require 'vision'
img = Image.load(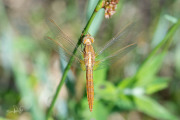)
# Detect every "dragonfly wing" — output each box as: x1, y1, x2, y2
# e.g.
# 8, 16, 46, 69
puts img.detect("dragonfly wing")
96, 21, 137, 56
94, 21, 139, 70
94, 43, 136, 71
46, 36, 81, 60
45, 19, 84, 69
